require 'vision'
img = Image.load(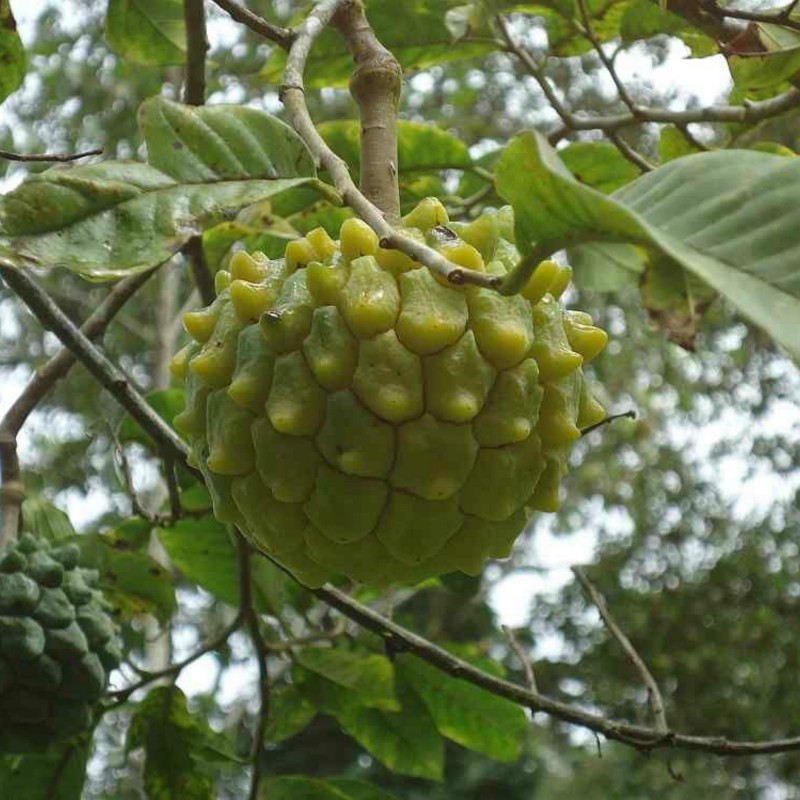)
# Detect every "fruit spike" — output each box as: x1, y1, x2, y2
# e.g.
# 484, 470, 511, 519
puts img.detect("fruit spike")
173, 199, 609, 587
